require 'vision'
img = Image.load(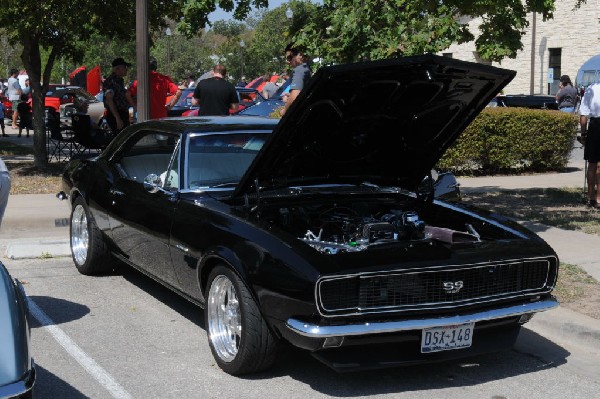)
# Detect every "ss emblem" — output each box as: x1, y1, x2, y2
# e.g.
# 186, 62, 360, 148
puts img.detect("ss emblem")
442, 281, 464, 293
